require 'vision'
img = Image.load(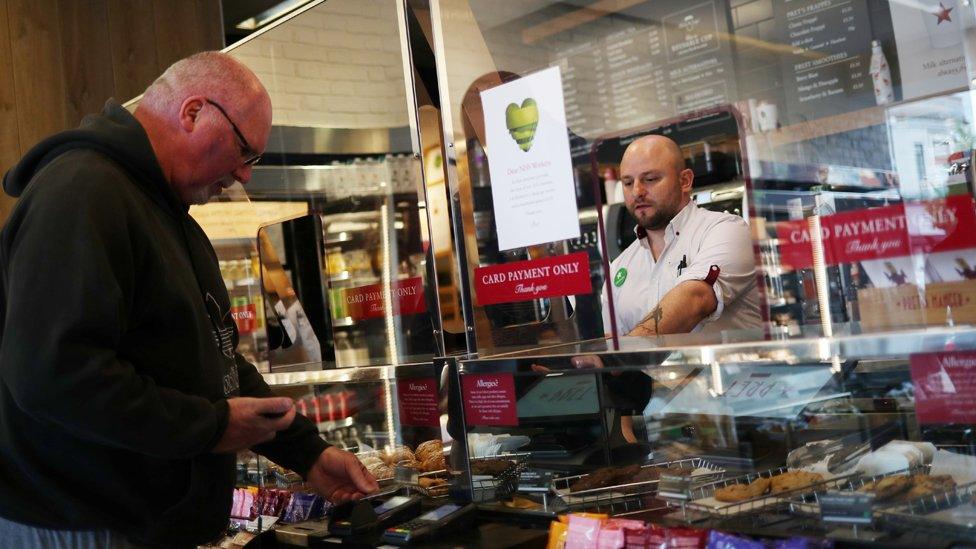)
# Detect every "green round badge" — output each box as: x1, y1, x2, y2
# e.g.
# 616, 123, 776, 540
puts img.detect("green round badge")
613, 268, 628, 287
